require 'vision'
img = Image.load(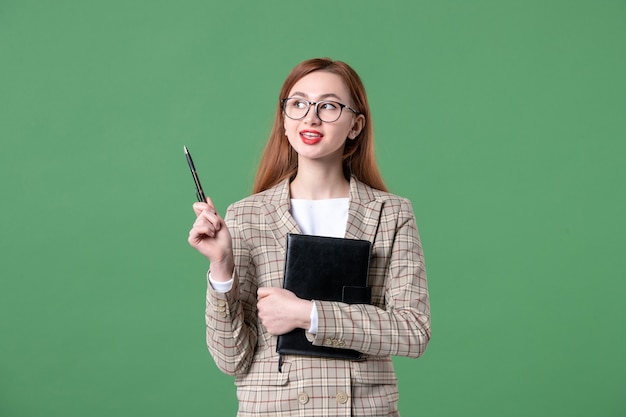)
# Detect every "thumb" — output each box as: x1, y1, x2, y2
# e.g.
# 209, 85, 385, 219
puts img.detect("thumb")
257, 287, 275, 299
